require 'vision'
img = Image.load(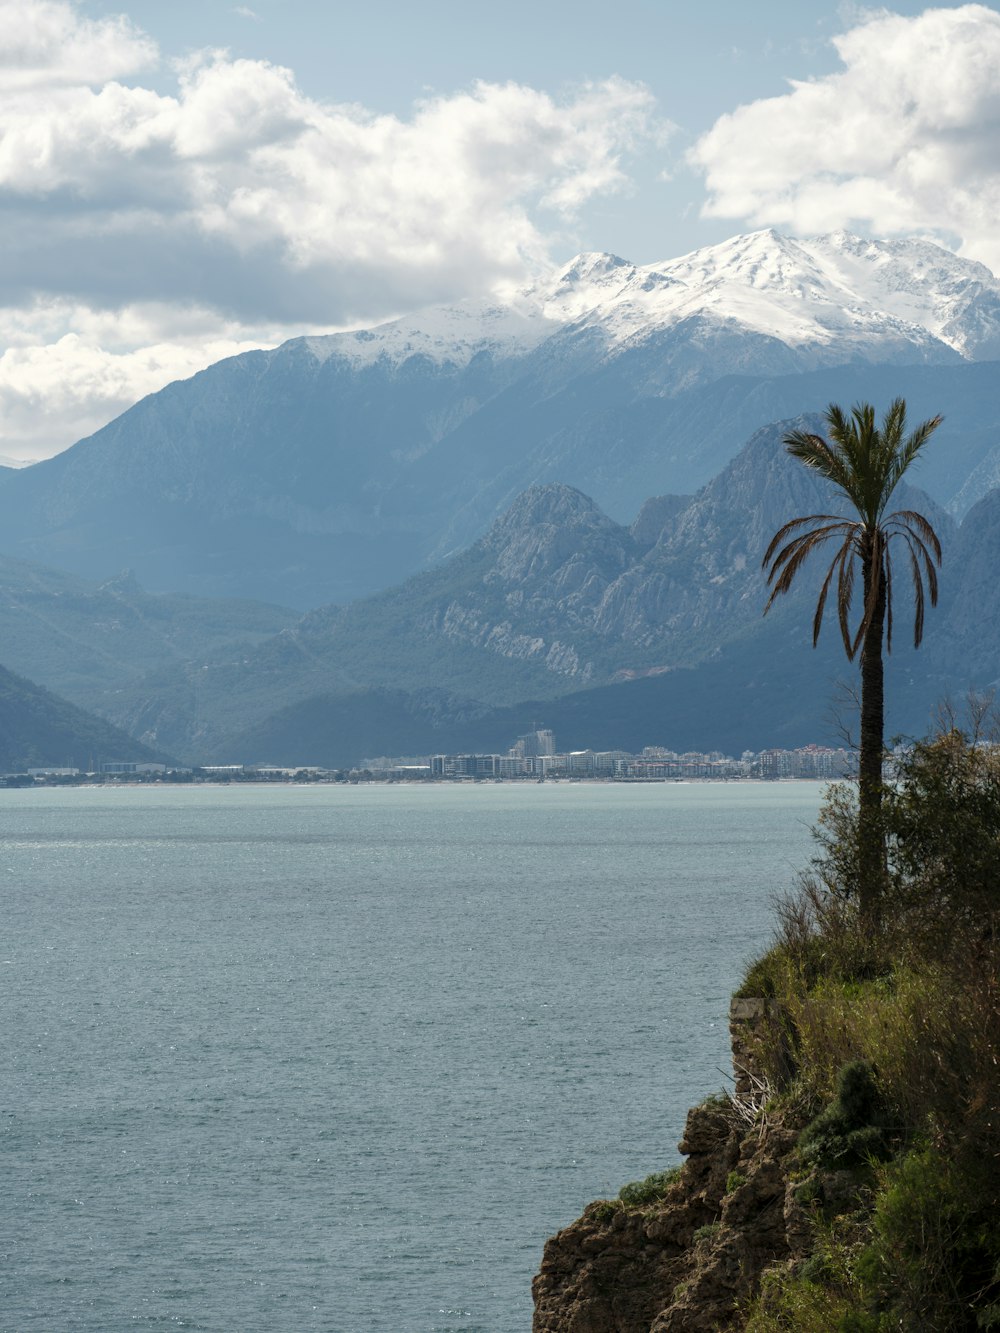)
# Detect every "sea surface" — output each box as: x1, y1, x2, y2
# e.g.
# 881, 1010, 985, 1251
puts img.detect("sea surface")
3, 780, 825, 1332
